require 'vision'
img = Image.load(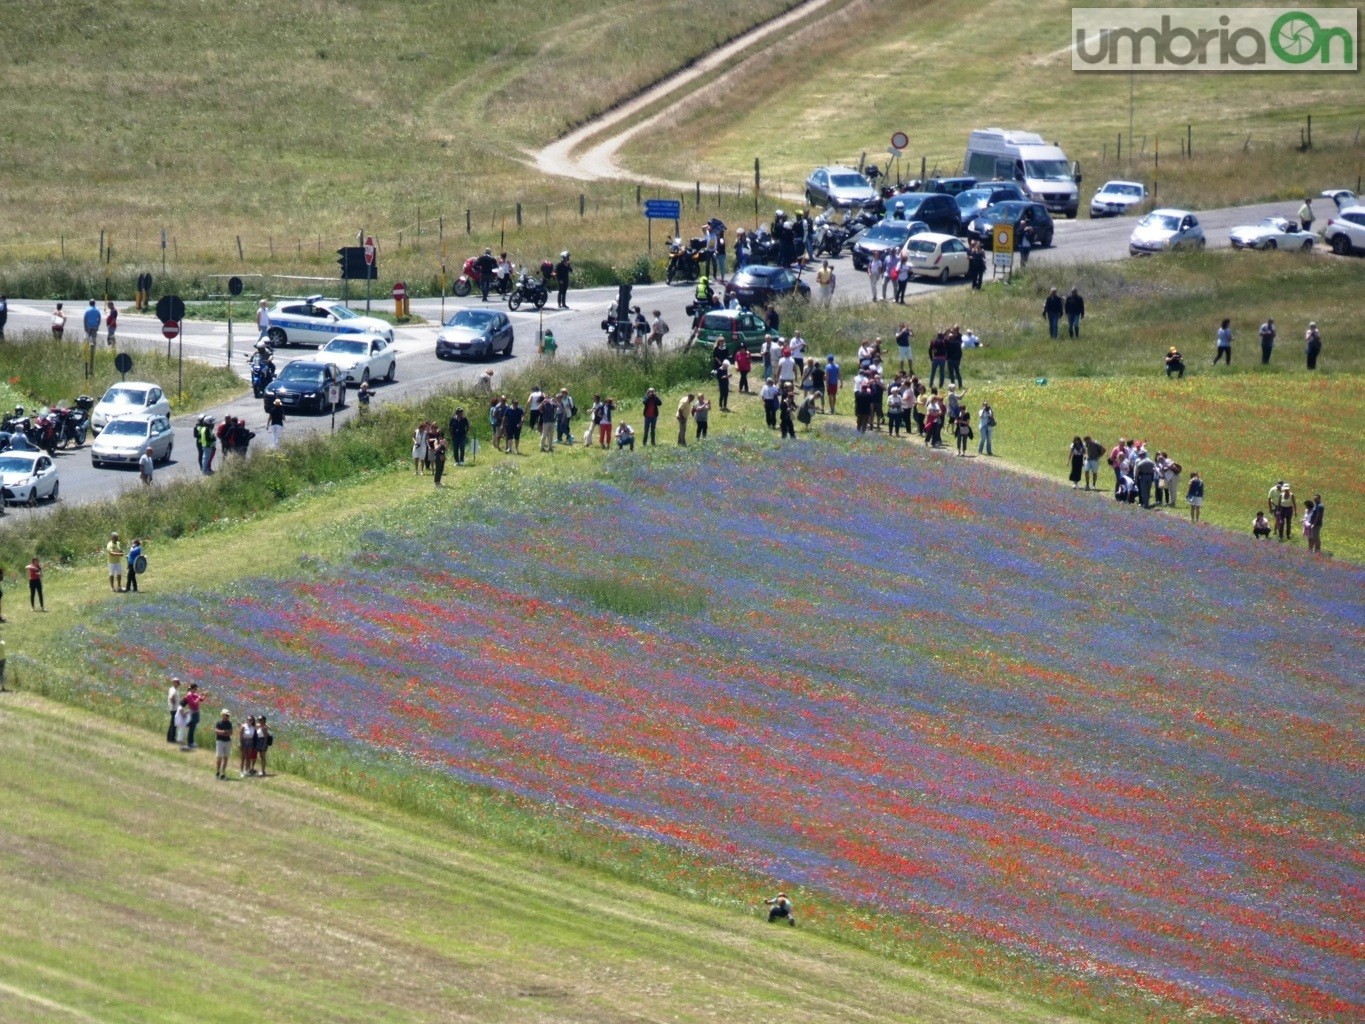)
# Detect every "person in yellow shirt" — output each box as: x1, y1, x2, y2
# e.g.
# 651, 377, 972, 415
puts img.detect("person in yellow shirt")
105, 532, 125, 593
